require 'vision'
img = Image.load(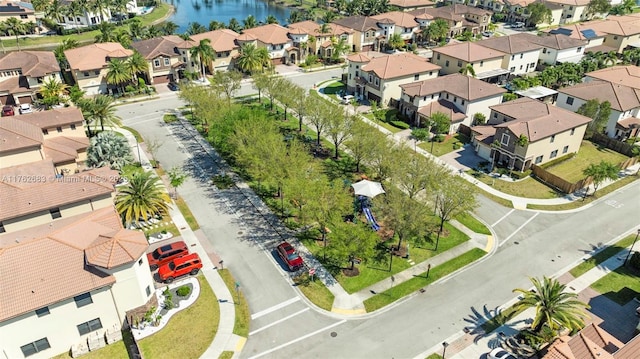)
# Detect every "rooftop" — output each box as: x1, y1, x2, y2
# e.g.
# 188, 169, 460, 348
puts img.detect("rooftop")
64, 42, 134, 72
130, 35, 183, 60
477, 33, 543, 54
18, 107, 85, 129
519, 33, 587, 50
432, 42, 505, 62
190, 29, 241, 52
400, 73, 506, 100
361, 52, 440, 79
0, 51, 60, 78
559, 79, 640, 112
585, 65, 640, 90
241, 24, 291, 45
